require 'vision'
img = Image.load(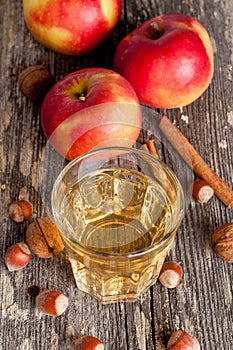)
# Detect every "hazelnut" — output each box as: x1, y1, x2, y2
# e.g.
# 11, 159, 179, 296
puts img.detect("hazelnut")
167, 330, 200, 349
18, 65, 54, 101
158, 261, 183, 288
212, 223, 233, 263
192, 180, 214, 203
9, 200, 33, 223
5, 242, 31, 271
35, 290, 68, 316
75, 336, 104, 350
26, 217, 64, 258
